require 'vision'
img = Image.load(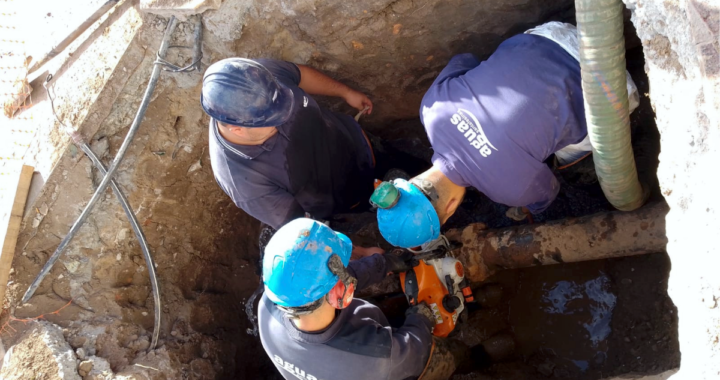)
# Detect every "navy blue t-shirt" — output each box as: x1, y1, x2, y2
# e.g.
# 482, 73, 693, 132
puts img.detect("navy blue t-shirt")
209, 59, 375, 228
421, 34, 587, 213
259, 254, 433, 380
